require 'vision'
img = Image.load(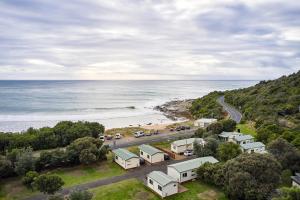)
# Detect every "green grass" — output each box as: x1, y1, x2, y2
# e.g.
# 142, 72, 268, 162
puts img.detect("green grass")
126, 146, 140, 155
236, 122, 257, 137
105, 127, 149, 137
152, 140, 173, 150
50, 154, 125, 187
0, 178, 37, 200
90, 179, 228, 200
